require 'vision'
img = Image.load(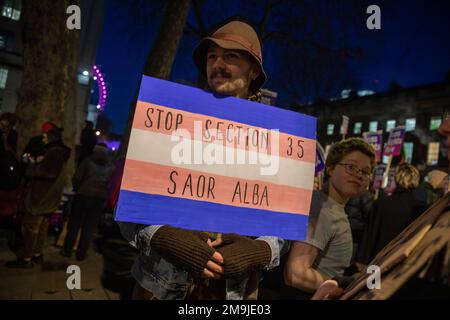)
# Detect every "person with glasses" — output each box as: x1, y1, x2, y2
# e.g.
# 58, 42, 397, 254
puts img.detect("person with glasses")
311, 111, 450, 300
284, 138, 375, 298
